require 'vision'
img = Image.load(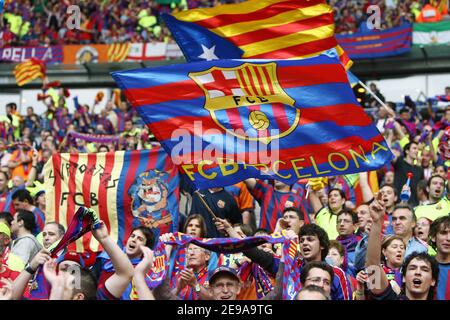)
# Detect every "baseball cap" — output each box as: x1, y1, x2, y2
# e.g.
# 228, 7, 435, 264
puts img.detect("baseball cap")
0, 222, 11, 238
56, 250, 97, 268
209, 266, 240, 285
